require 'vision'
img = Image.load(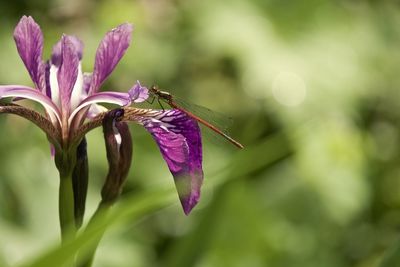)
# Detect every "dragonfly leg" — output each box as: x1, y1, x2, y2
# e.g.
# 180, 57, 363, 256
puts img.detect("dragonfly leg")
157, 98, 165, 110
147, 95, 156, 104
